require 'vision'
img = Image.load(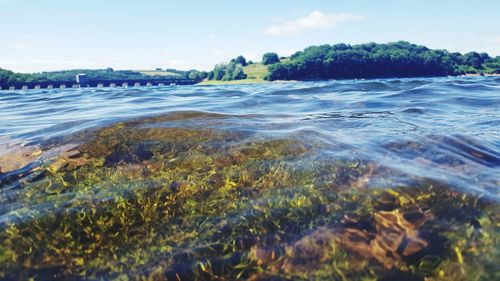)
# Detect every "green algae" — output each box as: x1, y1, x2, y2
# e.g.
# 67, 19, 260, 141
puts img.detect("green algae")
0, 115, 498, 281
